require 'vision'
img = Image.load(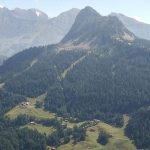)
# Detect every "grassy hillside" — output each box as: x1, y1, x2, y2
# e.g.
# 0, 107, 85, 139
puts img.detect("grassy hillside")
22, 123, 55, 136
58, 119, 136, 150
5, 94, 57, 137
5, 94, 55, 120
4, 94, 136, 150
